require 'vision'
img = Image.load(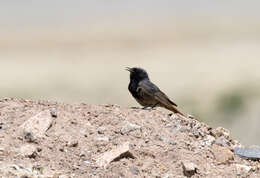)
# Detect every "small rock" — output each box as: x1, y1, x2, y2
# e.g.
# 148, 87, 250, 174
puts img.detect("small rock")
96, 137, 109, 142
179, 126, 190, 133
165, 123, 174, 128
97, 127, 106, 134
96, 142, 135, 168
212, 144, 234, 164
19, 144, 37, 158
58, 175, 70, 178
169, 114, 180, 120
59, 147, 65, 152
204, 135, 216, 146
215, 136, 229, 147
191, 128, 204, 138
20, 110, 54, 142
11, 164, 21, 170
182, 161, 198, 177
0, 147, 4, 154
130, 166, 139, 175
37, 147, 42, 152
161, 117, 168, 122
187, 114, 194, 119
84, 160, 91, 165
159, 137, 176, 145
50, 107, 57, 117
67, 140, 78, 147
63, 135, 78, 147
0, 123, 8, 130
170, 125, 181, 134
211, 127, 230, 138
24, 132, 36, 142
234, 147, 260, 160
120, 121, 141, 135
236, 164, 252, 175
162, 173, 173, 178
